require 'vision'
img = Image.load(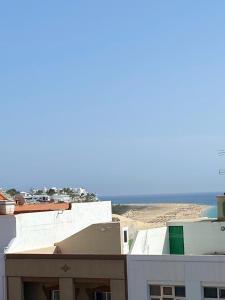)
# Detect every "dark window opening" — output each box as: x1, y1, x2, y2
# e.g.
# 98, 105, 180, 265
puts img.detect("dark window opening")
123, 230, 128, 243
204, 287, 218, 298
